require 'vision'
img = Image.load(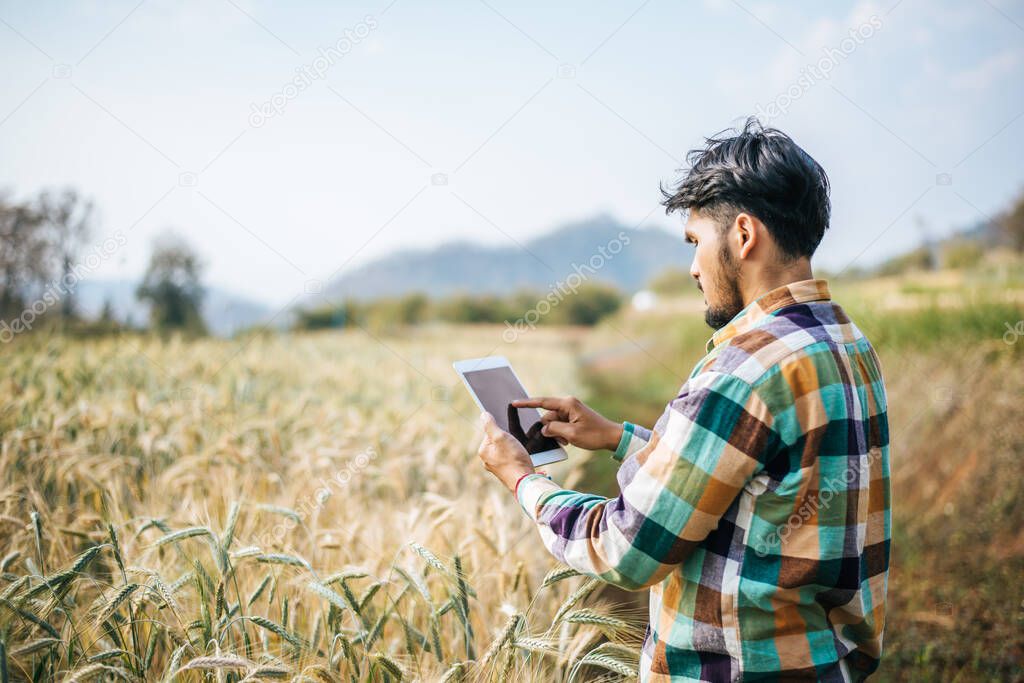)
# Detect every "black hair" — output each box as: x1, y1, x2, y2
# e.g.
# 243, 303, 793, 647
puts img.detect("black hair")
660, 117, 831, 260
